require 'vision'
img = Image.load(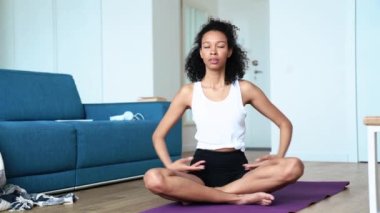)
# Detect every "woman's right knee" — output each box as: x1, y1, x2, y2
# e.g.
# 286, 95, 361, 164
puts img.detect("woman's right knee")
143, 168, 168, 194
